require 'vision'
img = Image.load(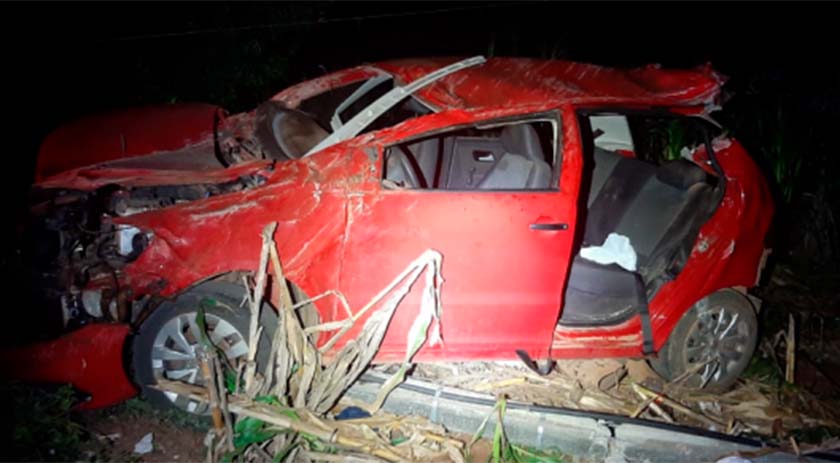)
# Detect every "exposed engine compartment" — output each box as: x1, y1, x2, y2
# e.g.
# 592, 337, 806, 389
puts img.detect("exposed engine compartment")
24, 172, 270, 335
